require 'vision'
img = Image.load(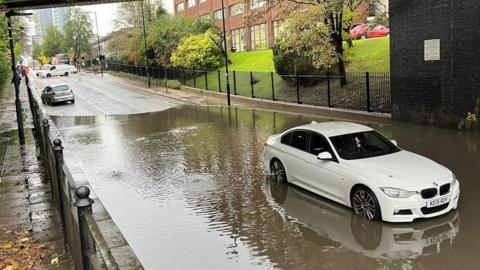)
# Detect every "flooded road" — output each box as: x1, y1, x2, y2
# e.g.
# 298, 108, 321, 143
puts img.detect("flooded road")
52, 105, 479, 270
